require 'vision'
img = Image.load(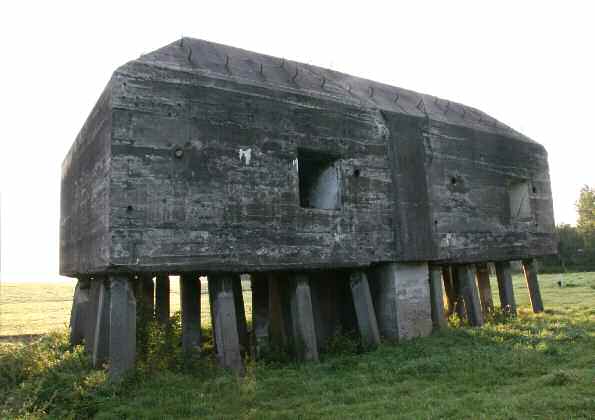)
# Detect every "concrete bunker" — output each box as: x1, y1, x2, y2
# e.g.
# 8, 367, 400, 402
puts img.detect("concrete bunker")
61, 38, 557, 380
